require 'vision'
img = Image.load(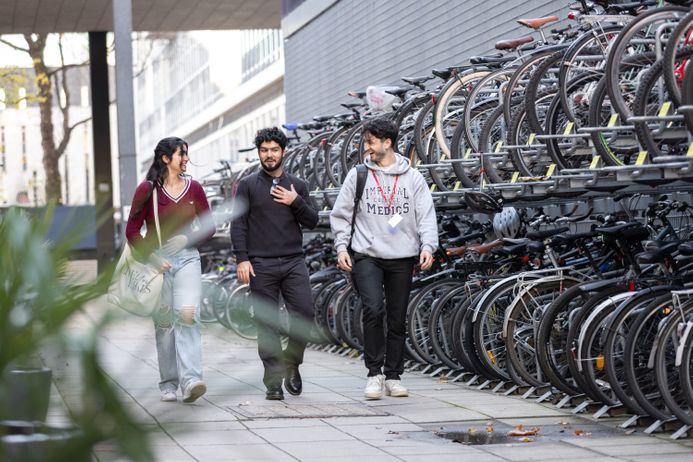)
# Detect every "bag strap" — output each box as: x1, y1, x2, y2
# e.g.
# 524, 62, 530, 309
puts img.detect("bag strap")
348, 164, 368, 249
152, 187, 162, 248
